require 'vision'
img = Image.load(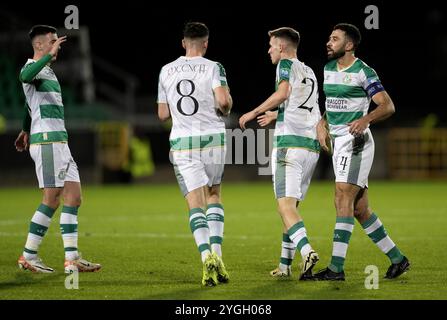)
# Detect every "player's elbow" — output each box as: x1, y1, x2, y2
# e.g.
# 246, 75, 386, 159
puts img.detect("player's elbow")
158, 113, 170, 122
279, 92, 289, 102
217, 96, 232, 115
219, 100, 232, 113
275, 90, 289, 103
157, 104, 171, 122
19, 73, 32, 84
383, 100, 395, 118
388, 101, 395, 115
